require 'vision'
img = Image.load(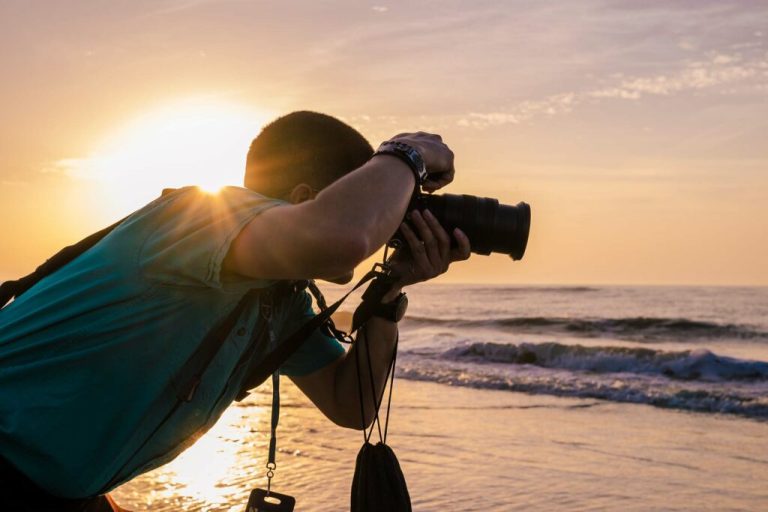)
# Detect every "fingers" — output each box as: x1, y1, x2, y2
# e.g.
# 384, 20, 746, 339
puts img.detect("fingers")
407, 211, 438, 275
450, 228, 471, 261
395, 217, 471, 287
421, 210, 451, 270
423, 146, 454, 192
402, 210, 454, 272
386, 131, 454, 191
399, 222, 430, 278
423, 171, 453, 193
391, 131, 443, 142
